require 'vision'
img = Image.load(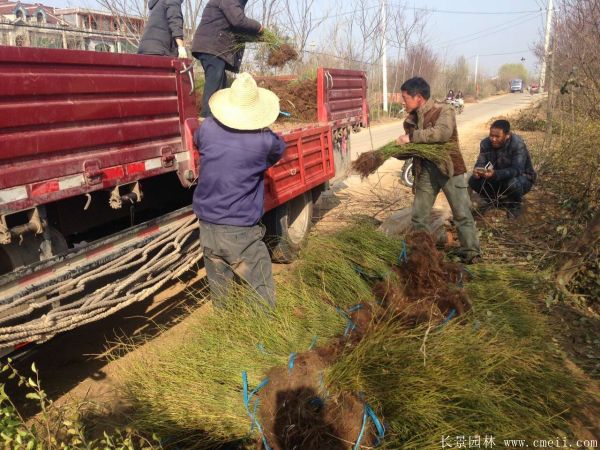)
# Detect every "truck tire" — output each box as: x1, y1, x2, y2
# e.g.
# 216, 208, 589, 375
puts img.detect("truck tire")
0, 228, 68, 275
400, 159, 414, 187
264, 191, 313, 263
